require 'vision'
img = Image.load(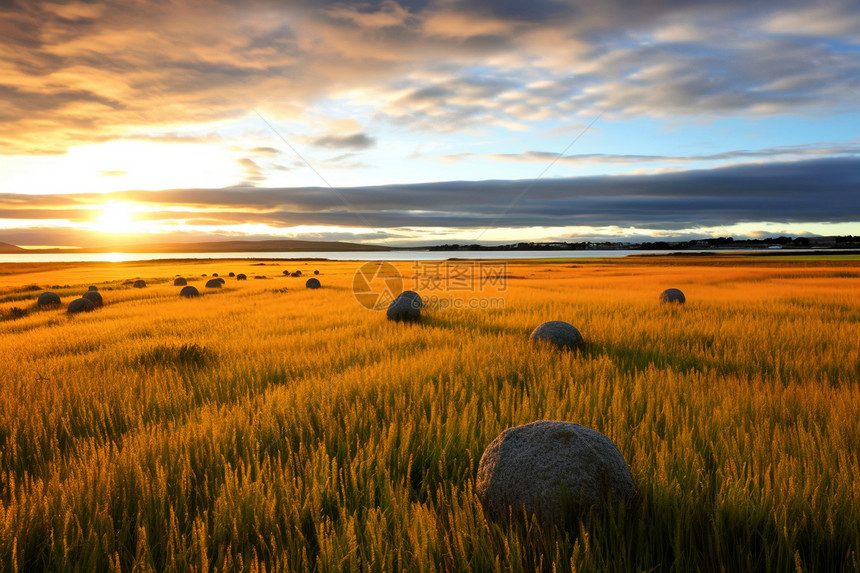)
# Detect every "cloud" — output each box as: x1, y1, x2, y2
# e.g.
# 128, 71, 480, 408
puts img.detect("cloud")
308, 132, 376, 150
2, 157, 857, 234
440, 141, 860, 167
2, 0, 859, 156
